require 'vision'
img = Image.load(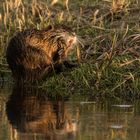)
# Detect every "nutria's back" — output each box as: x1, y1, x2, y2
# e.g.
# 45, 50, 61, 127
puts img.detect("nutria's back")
6, 25, 78, 83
